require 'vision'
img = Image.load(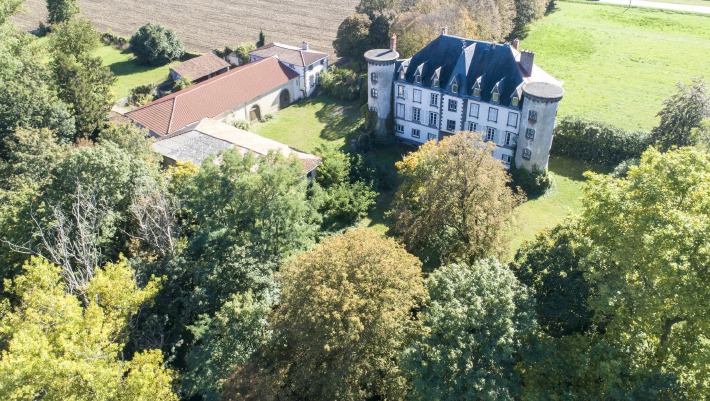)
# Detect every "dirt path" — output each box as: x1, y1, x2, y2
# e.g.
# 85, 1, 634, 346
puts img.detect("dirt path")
593, 0, 710, 14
